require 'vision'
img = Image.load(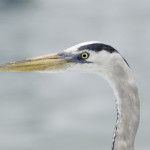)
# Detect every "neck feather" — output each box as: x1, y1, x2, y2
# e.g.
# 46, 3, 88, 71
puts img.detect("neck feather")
111, 73, 140, 150
99, 55, 140, 150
